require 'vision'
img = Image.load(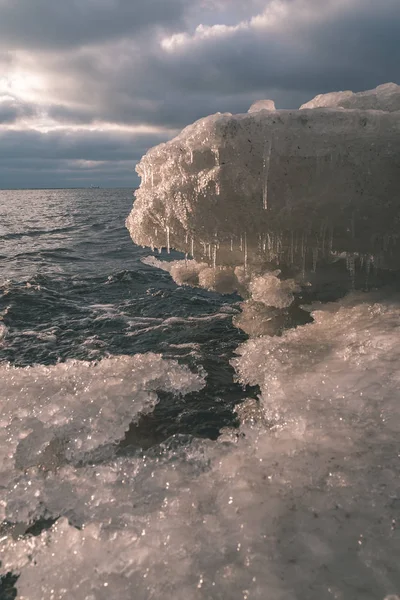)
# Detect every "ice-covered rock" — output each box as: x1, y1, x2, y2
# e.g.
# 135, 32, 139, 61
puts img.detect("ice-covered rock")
127, 83, 400, 278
